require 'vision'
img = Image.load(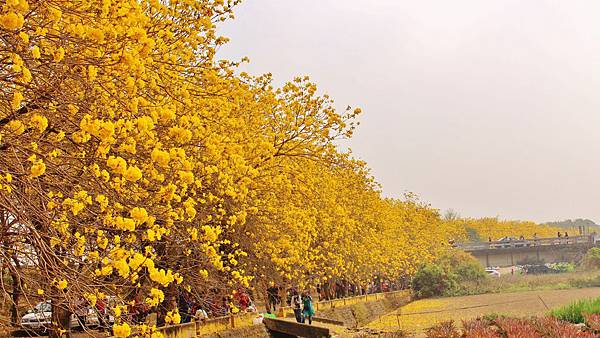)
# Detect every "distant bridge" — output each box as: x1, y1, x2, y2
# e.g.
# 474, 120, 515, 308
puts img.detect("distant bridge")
457, 235, 599, 268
